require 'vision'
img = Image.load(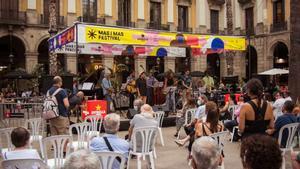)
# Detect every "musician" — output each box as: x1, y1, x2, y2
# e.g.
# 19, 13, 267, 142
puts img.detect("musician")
126, 71, 136, 108
146, 70, 158, 106
136, 72, 147, 104
102, 73, 114, 113
69, 91, 85, 120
